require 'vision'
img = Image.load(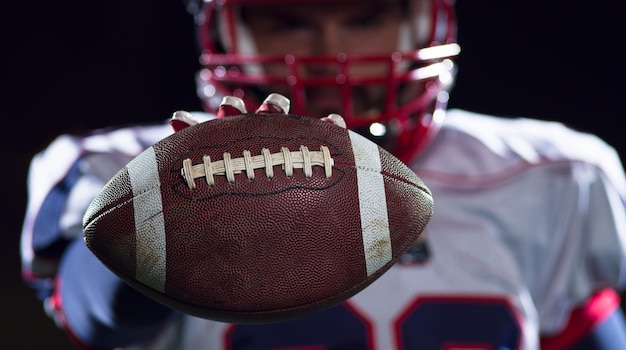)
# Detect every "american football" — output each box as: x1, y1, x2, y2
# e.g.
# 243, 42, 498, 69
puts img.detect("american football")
82, 111, 433, 323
